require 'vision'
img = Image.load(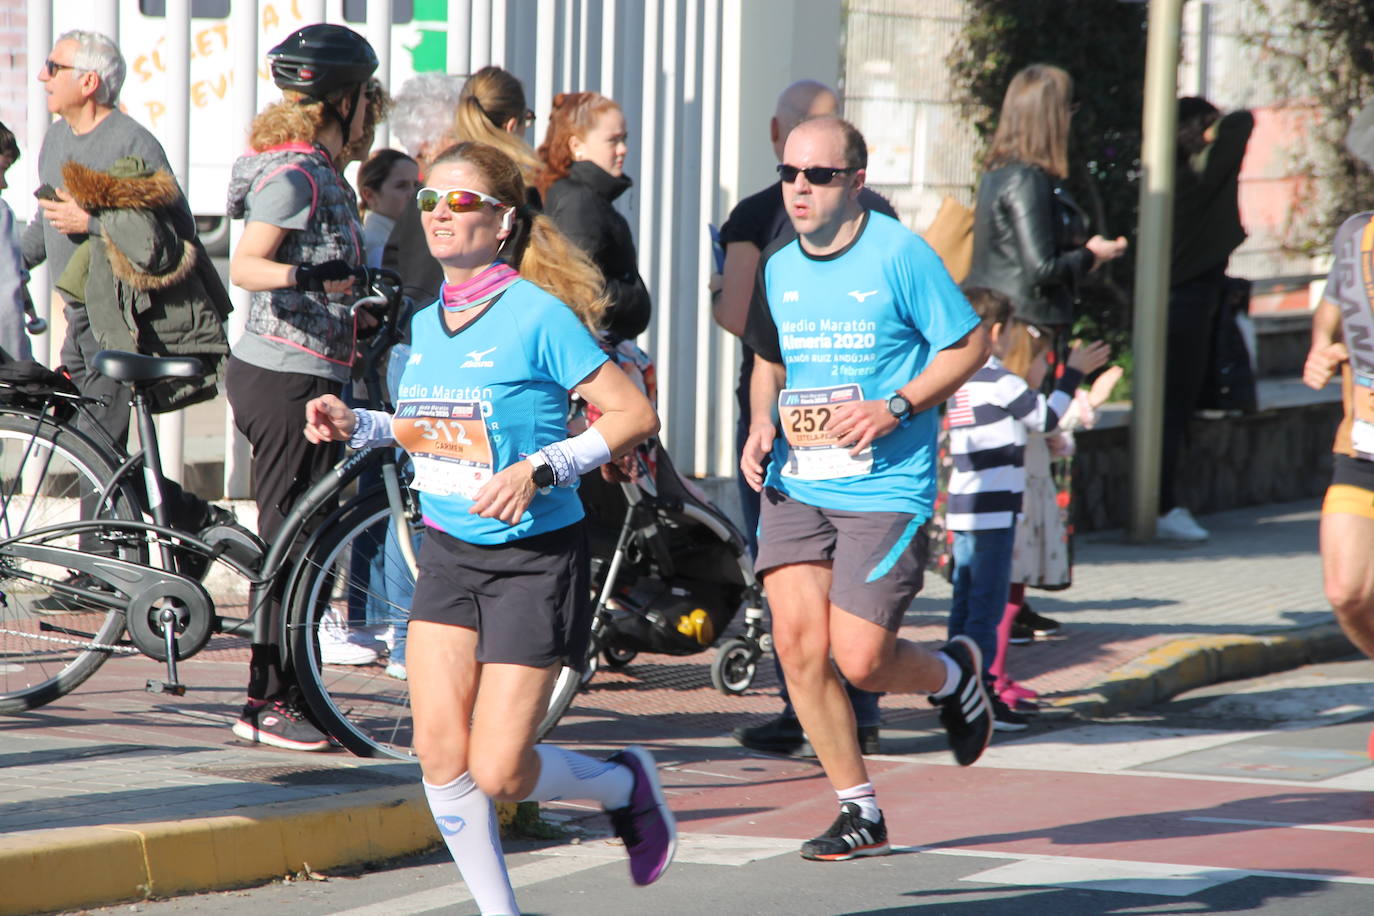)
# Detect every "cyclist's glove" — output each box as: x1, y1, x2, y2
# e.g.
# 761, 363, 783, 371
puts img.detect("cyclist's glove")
295, 260, 356, 291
